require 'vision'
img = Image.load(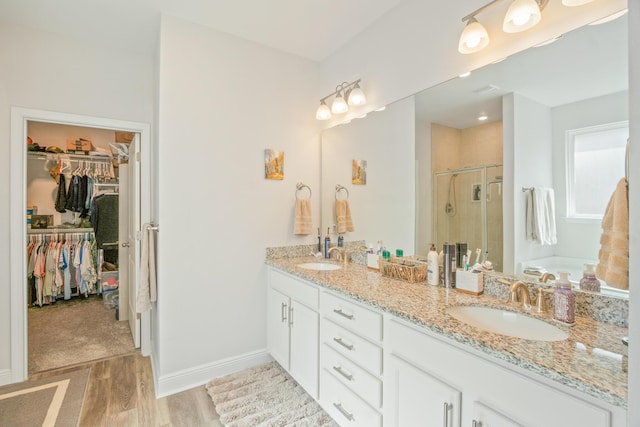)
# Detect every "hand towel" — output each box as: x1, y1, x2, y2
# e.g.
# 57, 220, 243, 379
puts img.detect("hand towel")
335, 199, 354, 234
137, 223, 157, 312
293, 199, 313, 235
525, 187, 557, 245
596, 178, 628, 290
